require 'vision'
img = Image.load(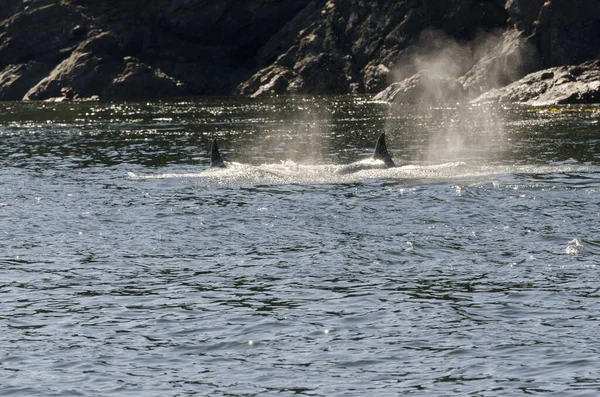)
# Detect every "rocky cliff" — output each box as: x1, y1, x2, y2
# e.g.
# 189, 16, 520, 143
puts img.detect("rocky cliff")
0, 0, 311, 100
0, 0, 598, 103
